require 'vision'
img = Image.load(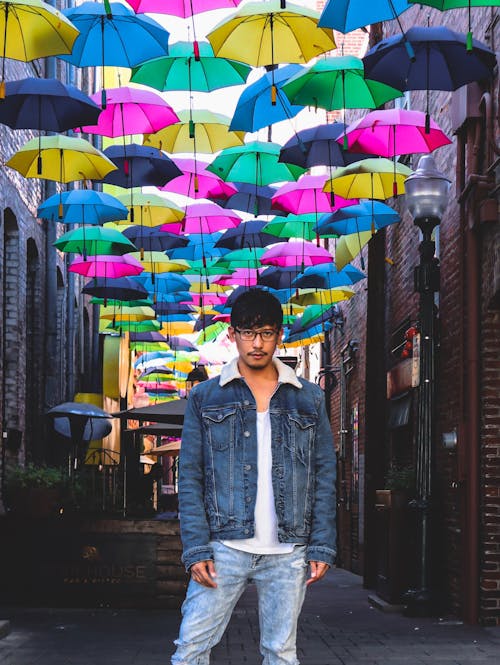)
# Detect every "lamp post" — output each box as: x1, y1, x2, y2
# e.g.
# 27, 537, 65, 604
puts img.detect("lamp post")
404, 154, 450, 616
